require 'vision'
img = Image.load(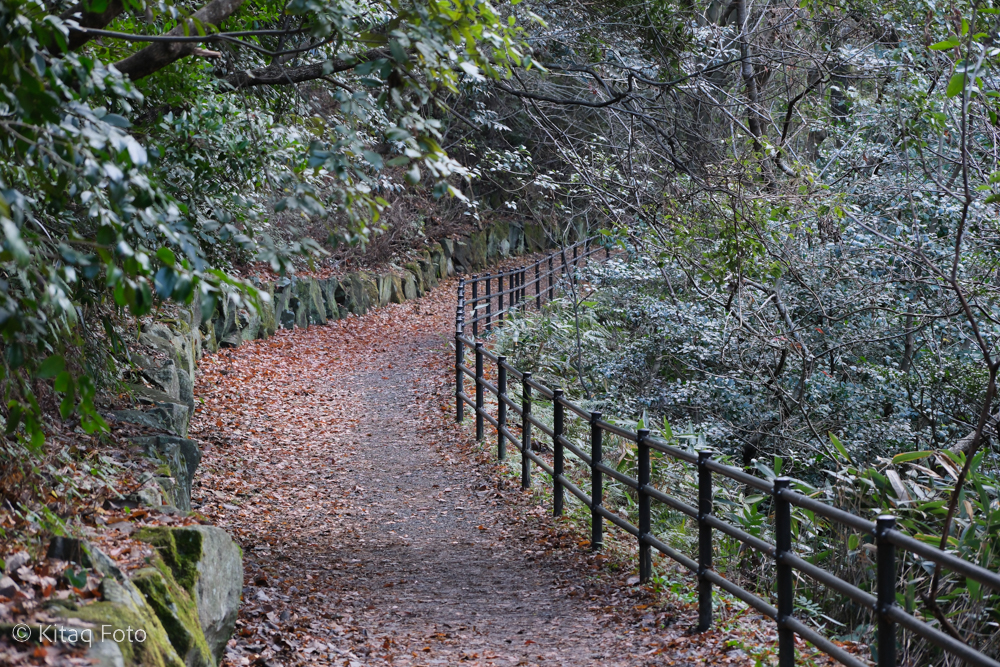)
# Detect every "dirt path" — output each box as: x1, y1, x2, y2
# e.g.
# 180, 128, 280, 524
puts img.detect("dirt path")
189, 279, 715, 667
